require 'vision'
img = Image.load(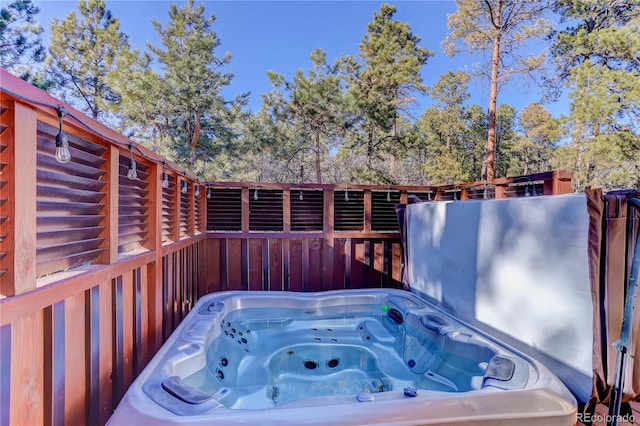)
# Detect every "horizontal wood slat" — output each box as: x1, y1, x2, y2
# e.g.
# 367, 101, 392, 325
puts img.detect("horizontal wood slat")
0, 104, 9, 282
36, 122, 108, 277
162, 174, 177, 244
249, 189, 283, 231
334, 190, 364, 231
207, 188, 241, 231
179, 181, 192, 239
291, 189, 323, 231
371, 190, 400, 231
118, 154, 150, 254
